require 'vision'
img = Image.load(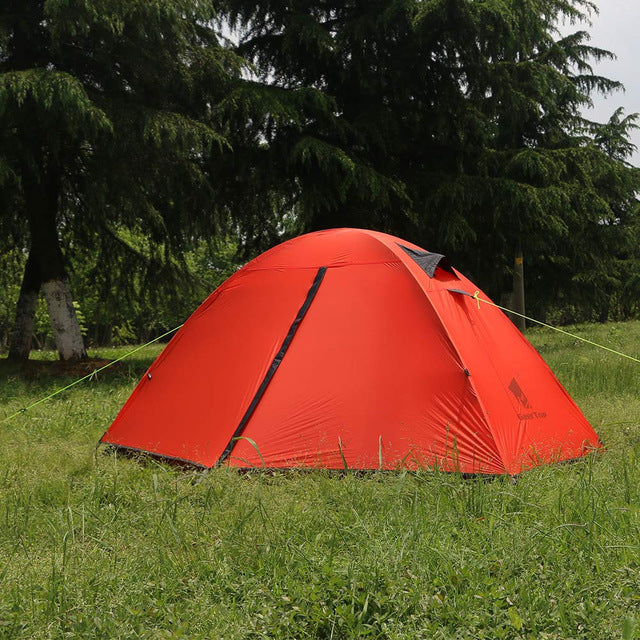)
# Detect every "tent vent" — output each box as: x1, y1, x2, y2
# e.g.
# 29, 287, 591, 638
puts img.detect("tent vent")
398, 244, 456, 278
